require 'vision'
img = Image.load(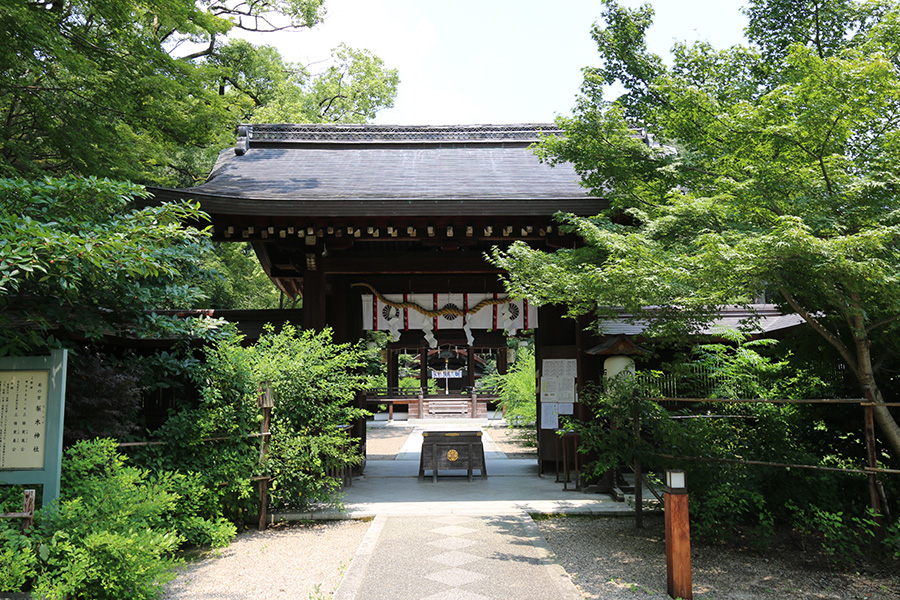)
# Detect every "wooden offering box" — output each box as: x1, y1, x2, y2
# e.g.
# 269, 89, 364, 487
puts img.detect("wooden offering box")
419, 431, 488, 482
